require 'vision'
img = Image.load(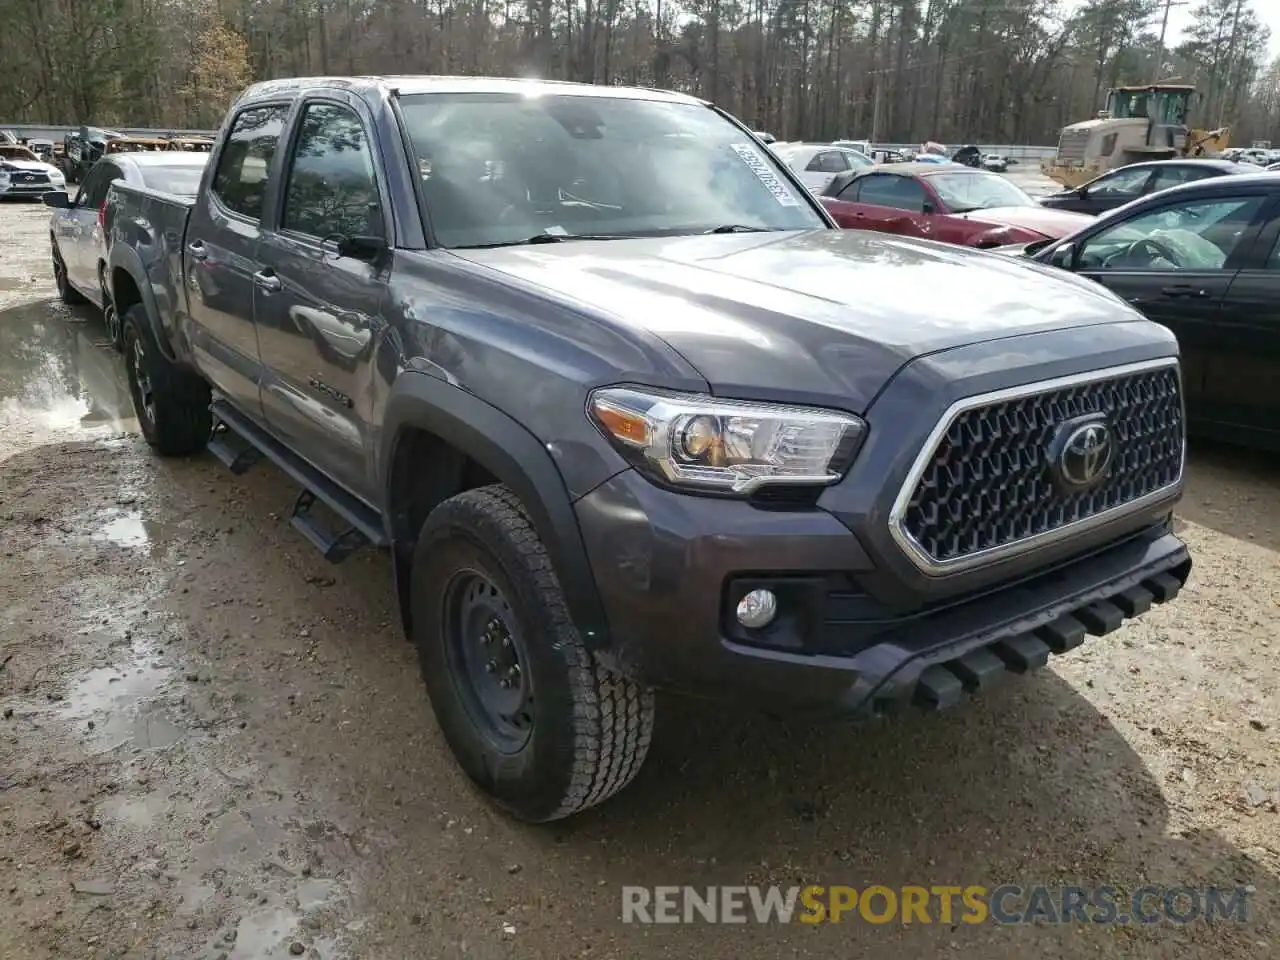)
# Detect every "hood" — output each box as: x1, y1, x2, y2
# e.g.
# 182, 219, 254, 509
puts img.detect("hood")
956, 205, 1093, 238
1061, 117, 1147, 135
0, 159, 61, 175
448, 229, 1145, 411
